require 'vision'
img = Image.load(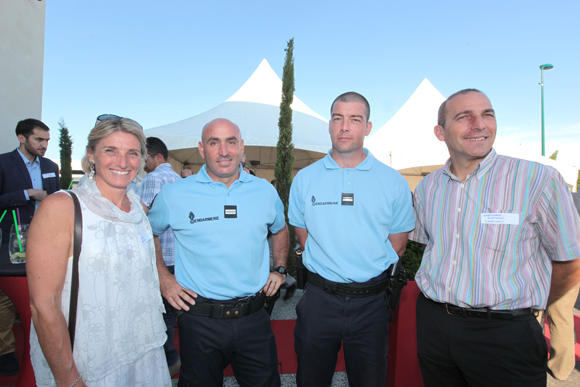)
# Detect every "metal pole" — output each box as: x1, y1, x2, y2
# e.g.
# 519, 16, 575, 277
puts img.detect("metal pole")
539, 64, 553, 157
541, 69, 545, 156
